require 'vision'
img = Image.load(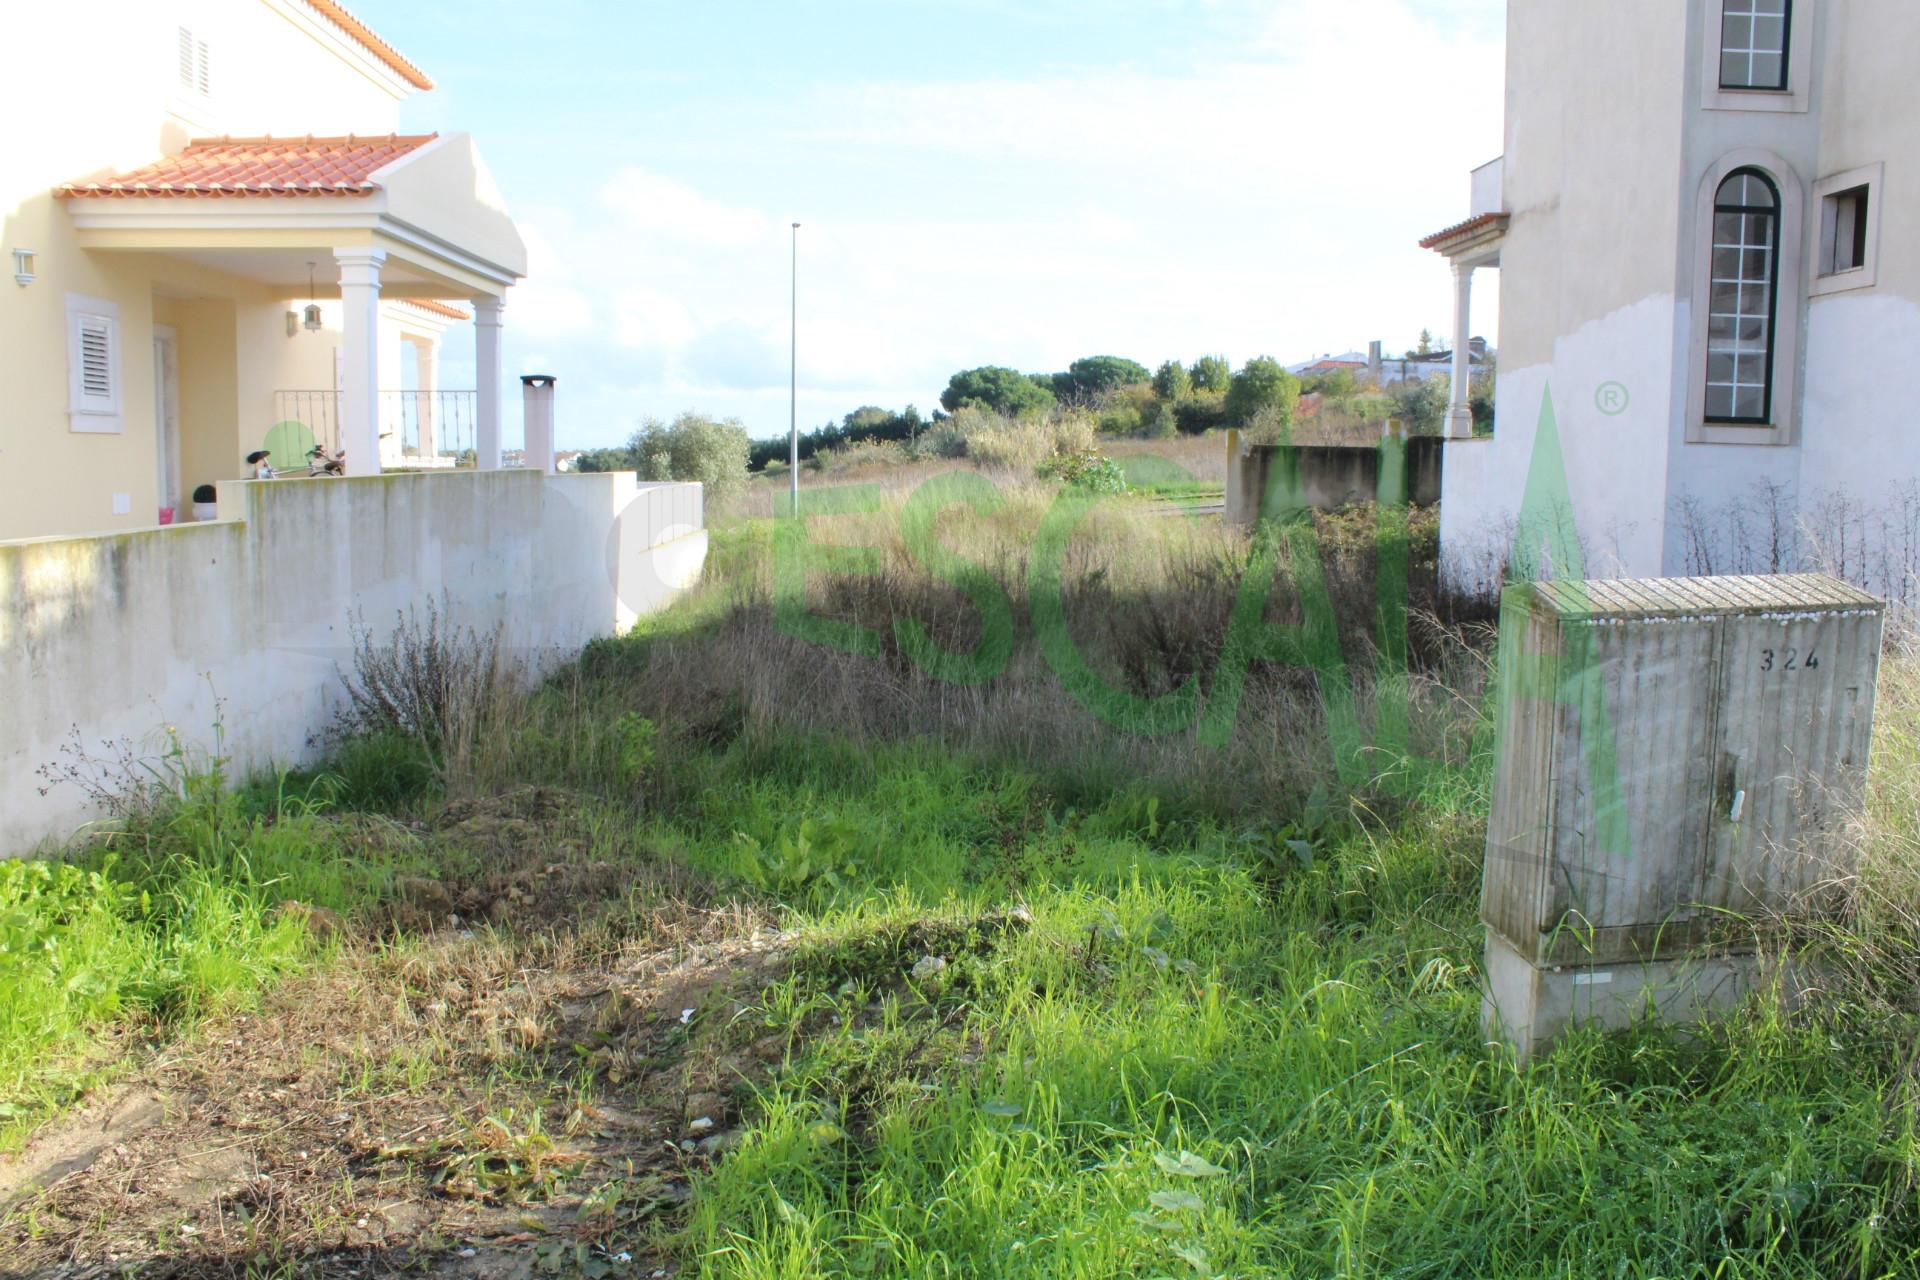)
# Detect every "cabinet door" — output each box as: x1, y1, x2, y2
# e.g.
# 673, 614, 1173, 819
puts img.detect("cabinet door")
1541, 616, 1720, 962
1706, 613, 1881, 916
